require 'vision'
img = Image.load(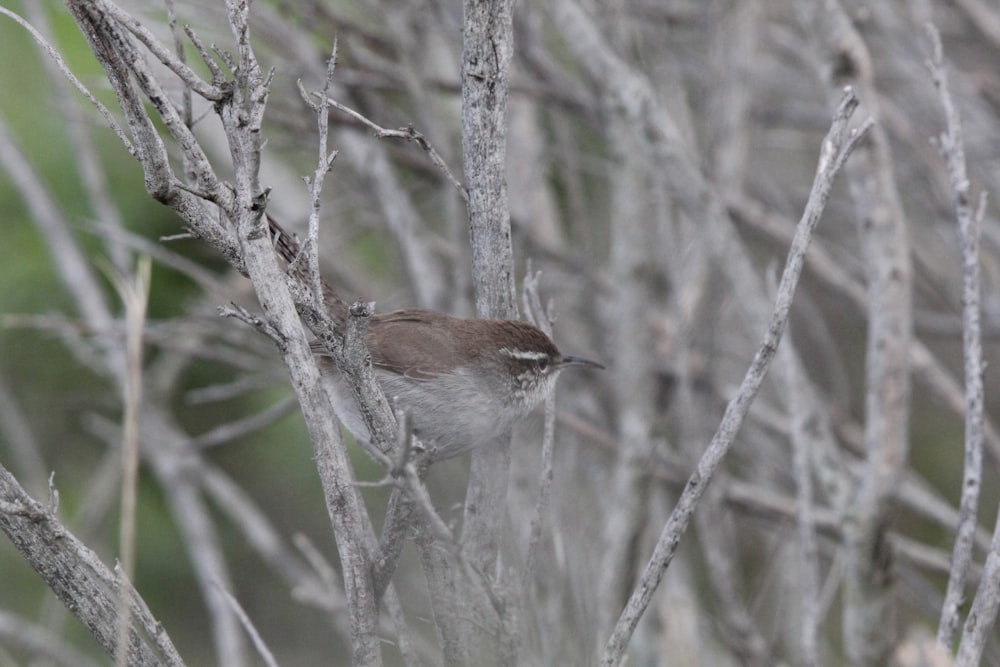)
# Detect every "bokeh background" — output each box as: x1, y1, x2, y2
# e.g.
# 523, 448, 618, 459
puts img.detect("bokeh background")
2, 0, 1000, 664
